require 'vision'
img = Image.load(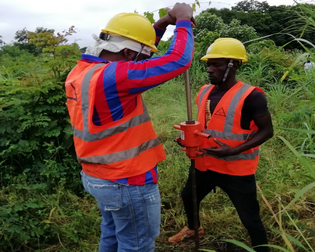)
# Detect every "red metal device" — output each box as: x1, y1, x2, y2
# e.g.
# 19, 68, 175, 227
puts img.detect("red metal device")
173, 121, 209, 159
